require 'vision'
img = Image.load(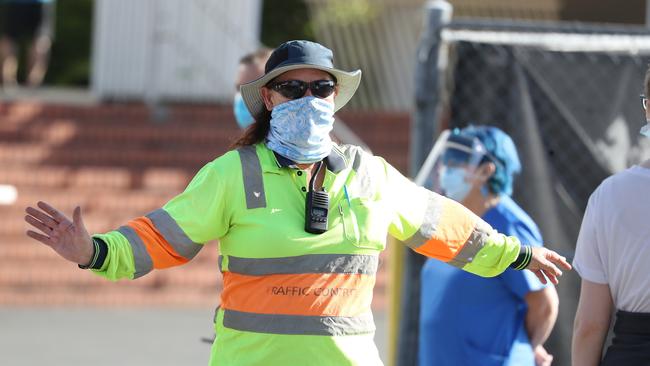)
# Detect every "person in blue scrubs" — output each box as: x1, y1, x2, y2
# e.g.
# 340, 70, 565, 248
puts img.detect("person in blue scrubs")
418, 126, 559, 366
